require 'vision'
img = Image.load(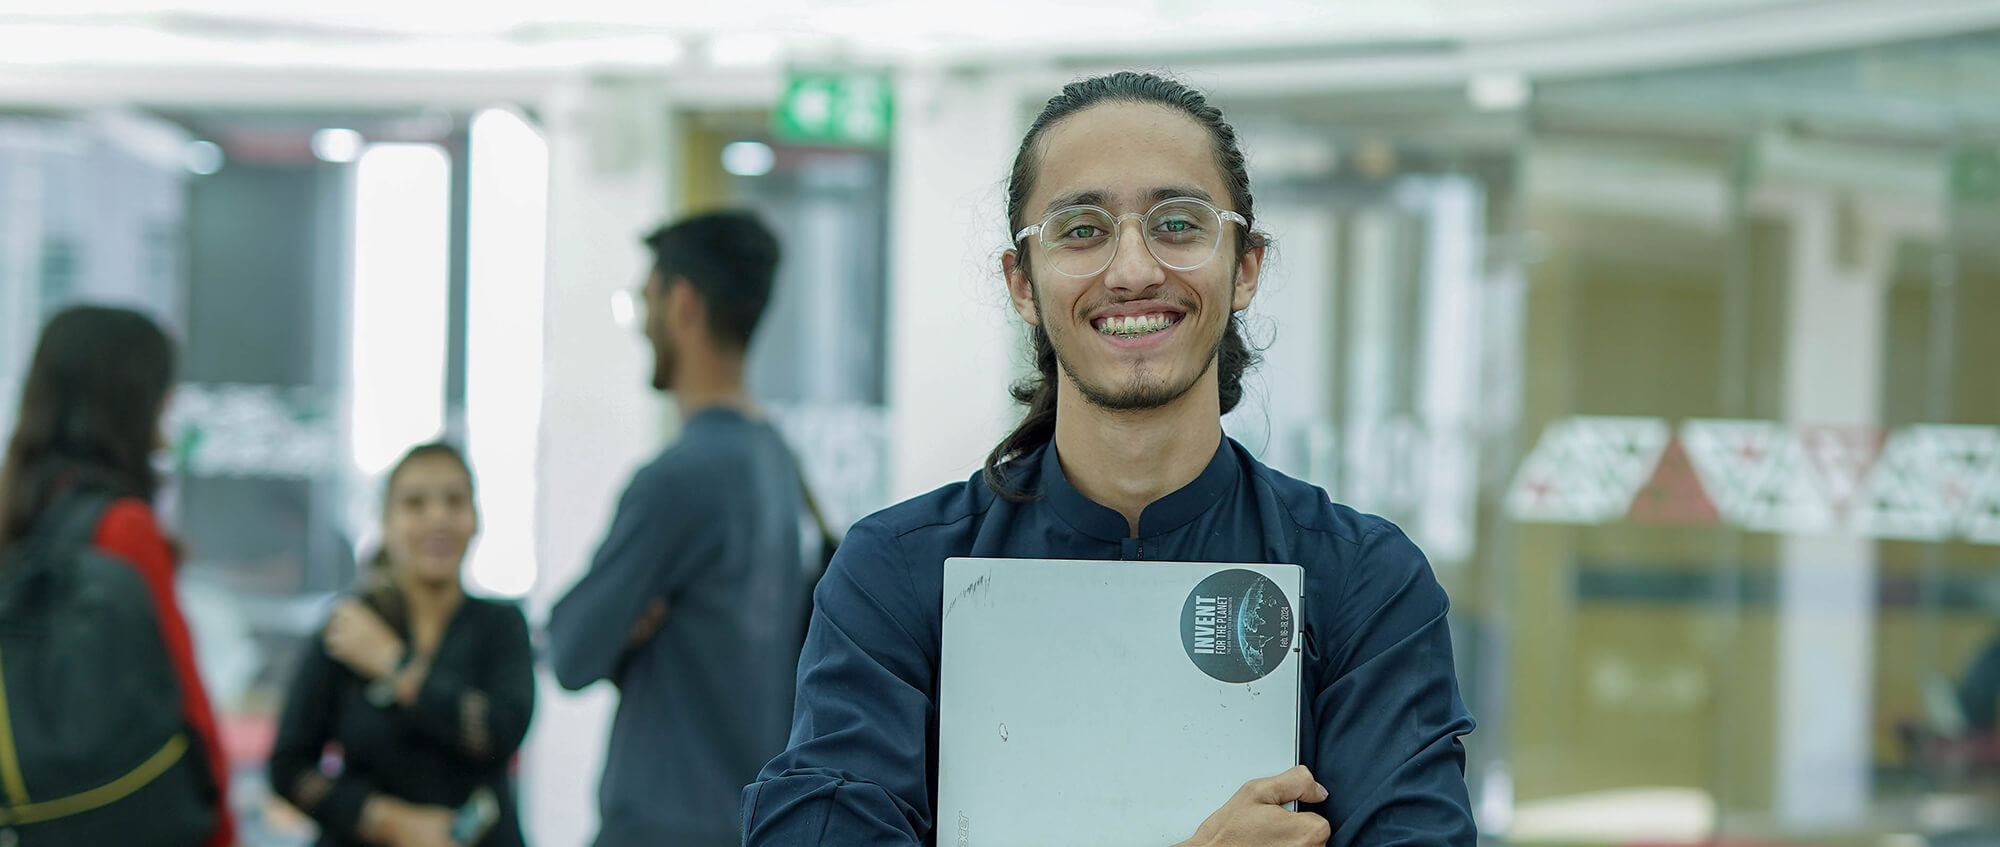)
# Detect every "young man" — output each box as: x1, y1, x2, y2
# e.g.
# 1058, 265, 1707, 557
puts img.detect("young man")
744, 73, 1476, 847
547, 211, 808, 847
